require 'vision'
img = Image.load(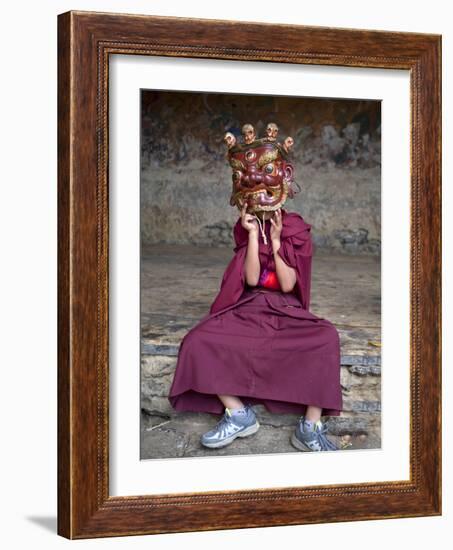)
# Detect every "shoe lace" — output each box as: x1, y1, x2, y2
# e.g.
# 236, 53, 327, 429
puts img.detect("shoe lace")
314, 423, 340, 451
211, 410, 239, 435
